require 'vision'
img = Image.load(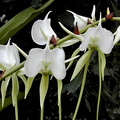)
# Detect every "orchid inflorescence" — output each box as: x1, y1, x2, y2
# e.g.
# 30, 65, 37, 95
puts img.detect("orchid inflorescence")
0, 3, 120, 120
